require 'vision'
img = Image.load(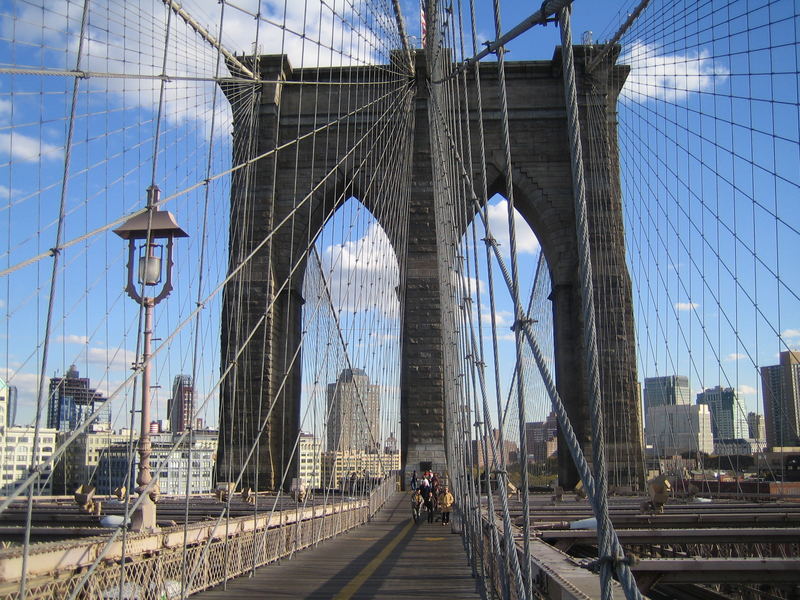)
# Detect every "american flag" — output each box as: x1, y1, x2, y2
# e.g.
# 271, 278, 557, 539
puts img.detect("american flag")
420, 0, 427, 47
